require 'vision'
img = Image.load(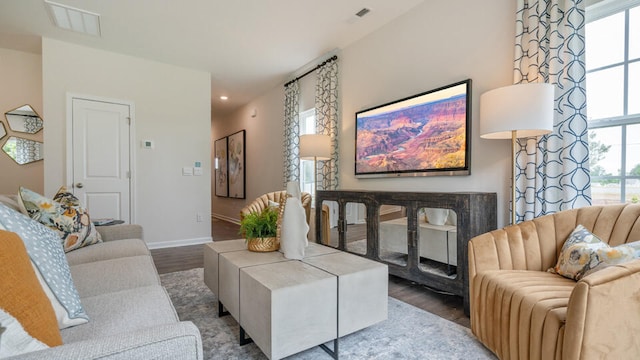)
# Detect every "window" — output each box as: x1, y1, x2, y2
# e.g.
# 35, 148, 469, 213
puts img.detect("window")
587, 1, 640, 204
299, 108, 316, 198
